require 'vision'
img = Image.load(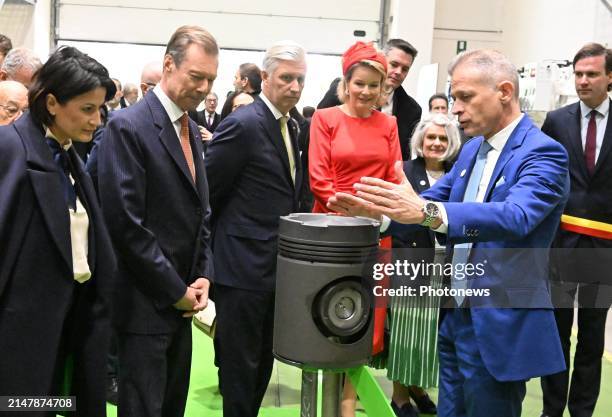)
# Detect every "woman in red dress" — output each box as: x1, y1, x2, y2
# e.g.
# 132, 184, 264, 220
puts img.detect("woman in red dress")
309, 41, 403, 417
309, 41, 402, 215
